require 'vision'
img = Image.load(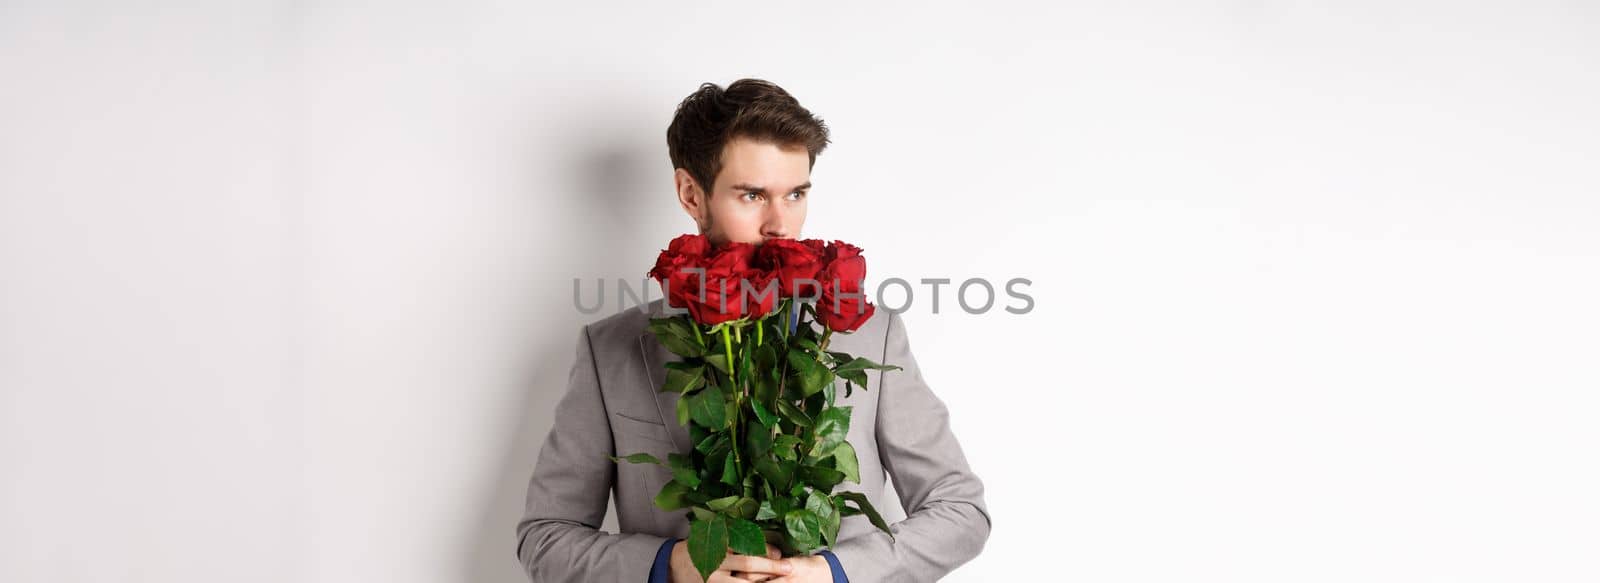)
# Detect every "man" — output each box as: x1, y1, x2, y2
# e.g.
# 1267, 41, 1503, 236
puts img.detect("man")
515, 79, 991, 582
